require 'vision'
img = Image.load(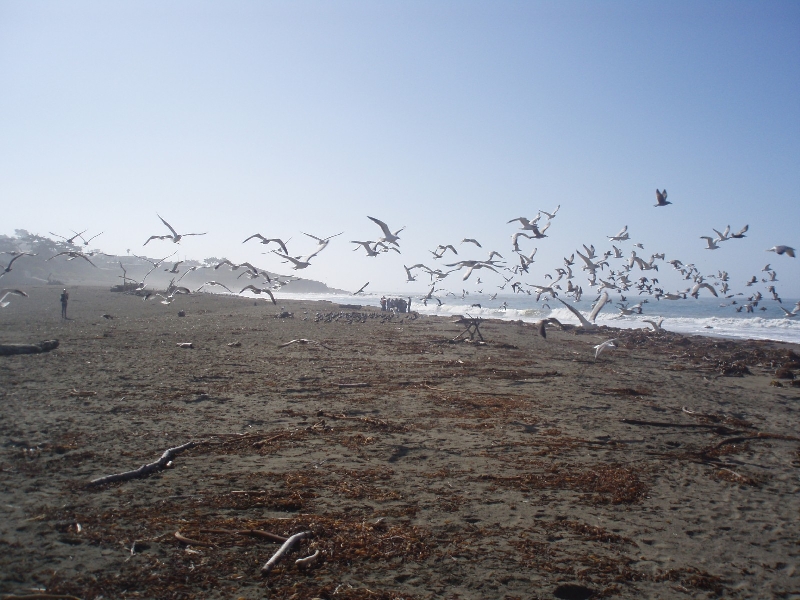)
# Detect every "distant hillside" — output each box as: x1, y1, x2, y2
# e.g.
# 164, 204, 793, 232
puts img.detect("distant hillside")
0, 230, 347, 294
